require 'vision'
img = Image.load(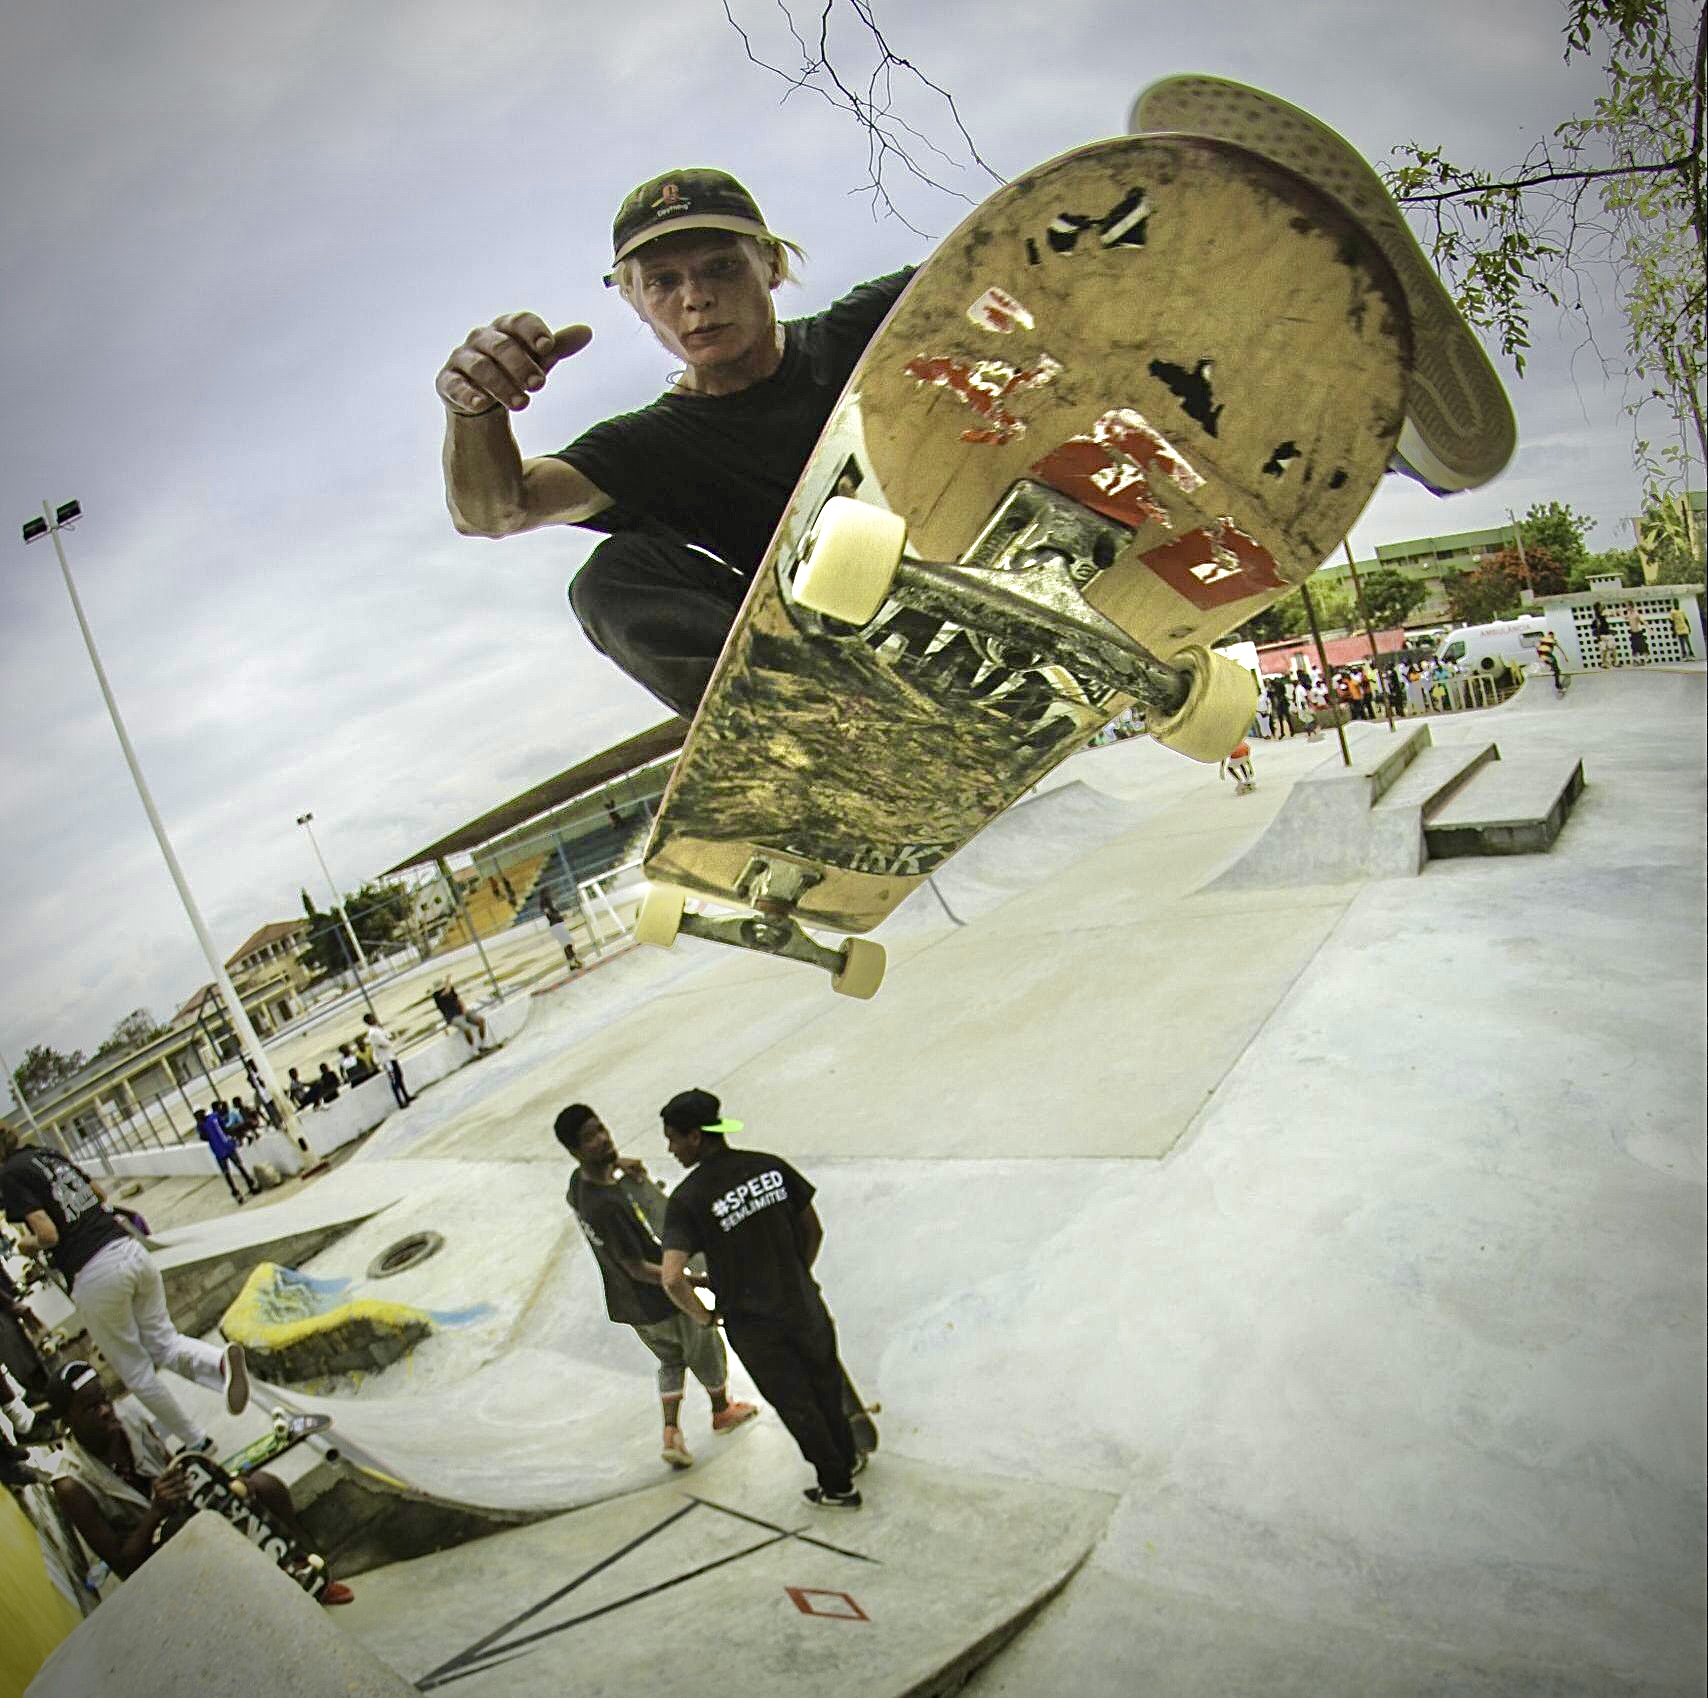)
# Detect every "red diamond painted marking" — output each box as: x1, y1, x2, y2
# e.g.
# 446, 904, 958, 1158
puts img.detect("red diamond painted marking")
786, 1586, 870, 1621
